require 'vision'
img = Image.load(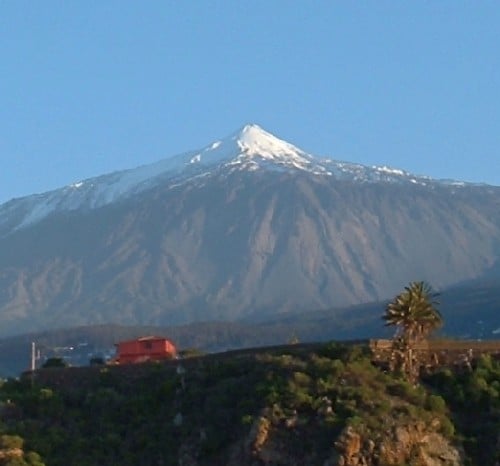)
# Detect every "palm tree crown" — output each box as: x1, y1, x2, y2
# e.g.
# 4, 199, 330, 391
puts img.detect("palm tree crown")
383, 281, 442, 343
